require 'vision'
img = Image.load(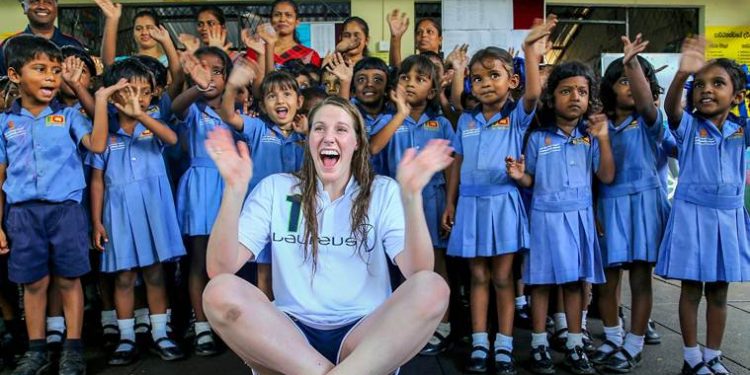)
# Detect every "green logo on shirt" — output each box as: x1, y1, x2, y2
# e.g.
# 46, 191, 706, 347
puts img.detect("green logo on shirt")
286, 194, 302, 232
